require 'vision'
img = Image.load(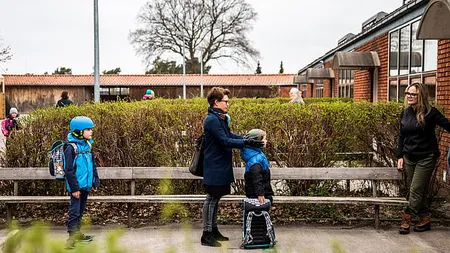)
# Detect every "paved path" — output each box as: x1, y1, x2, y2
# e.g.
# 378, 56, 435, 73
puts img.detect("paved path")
2, 223, 450, 252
